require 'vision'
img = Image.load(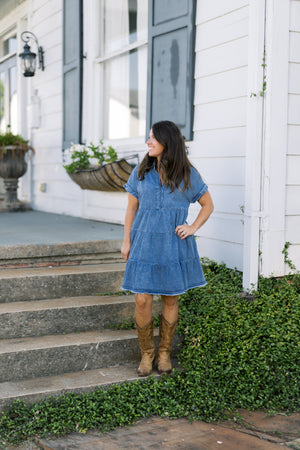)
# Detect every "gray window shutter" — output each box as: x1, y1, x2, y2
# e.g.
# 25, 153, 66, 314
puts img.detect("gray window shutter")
146, 0, 196, 140
63, 0, 83, 150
